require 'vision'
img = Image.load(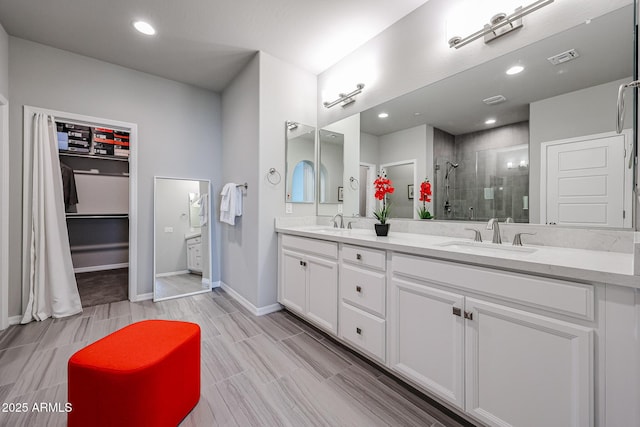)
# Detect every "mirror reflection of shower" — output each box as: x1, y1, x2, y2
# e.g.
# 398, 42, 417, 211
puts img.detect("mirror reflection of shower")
443, 161, 459, 216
